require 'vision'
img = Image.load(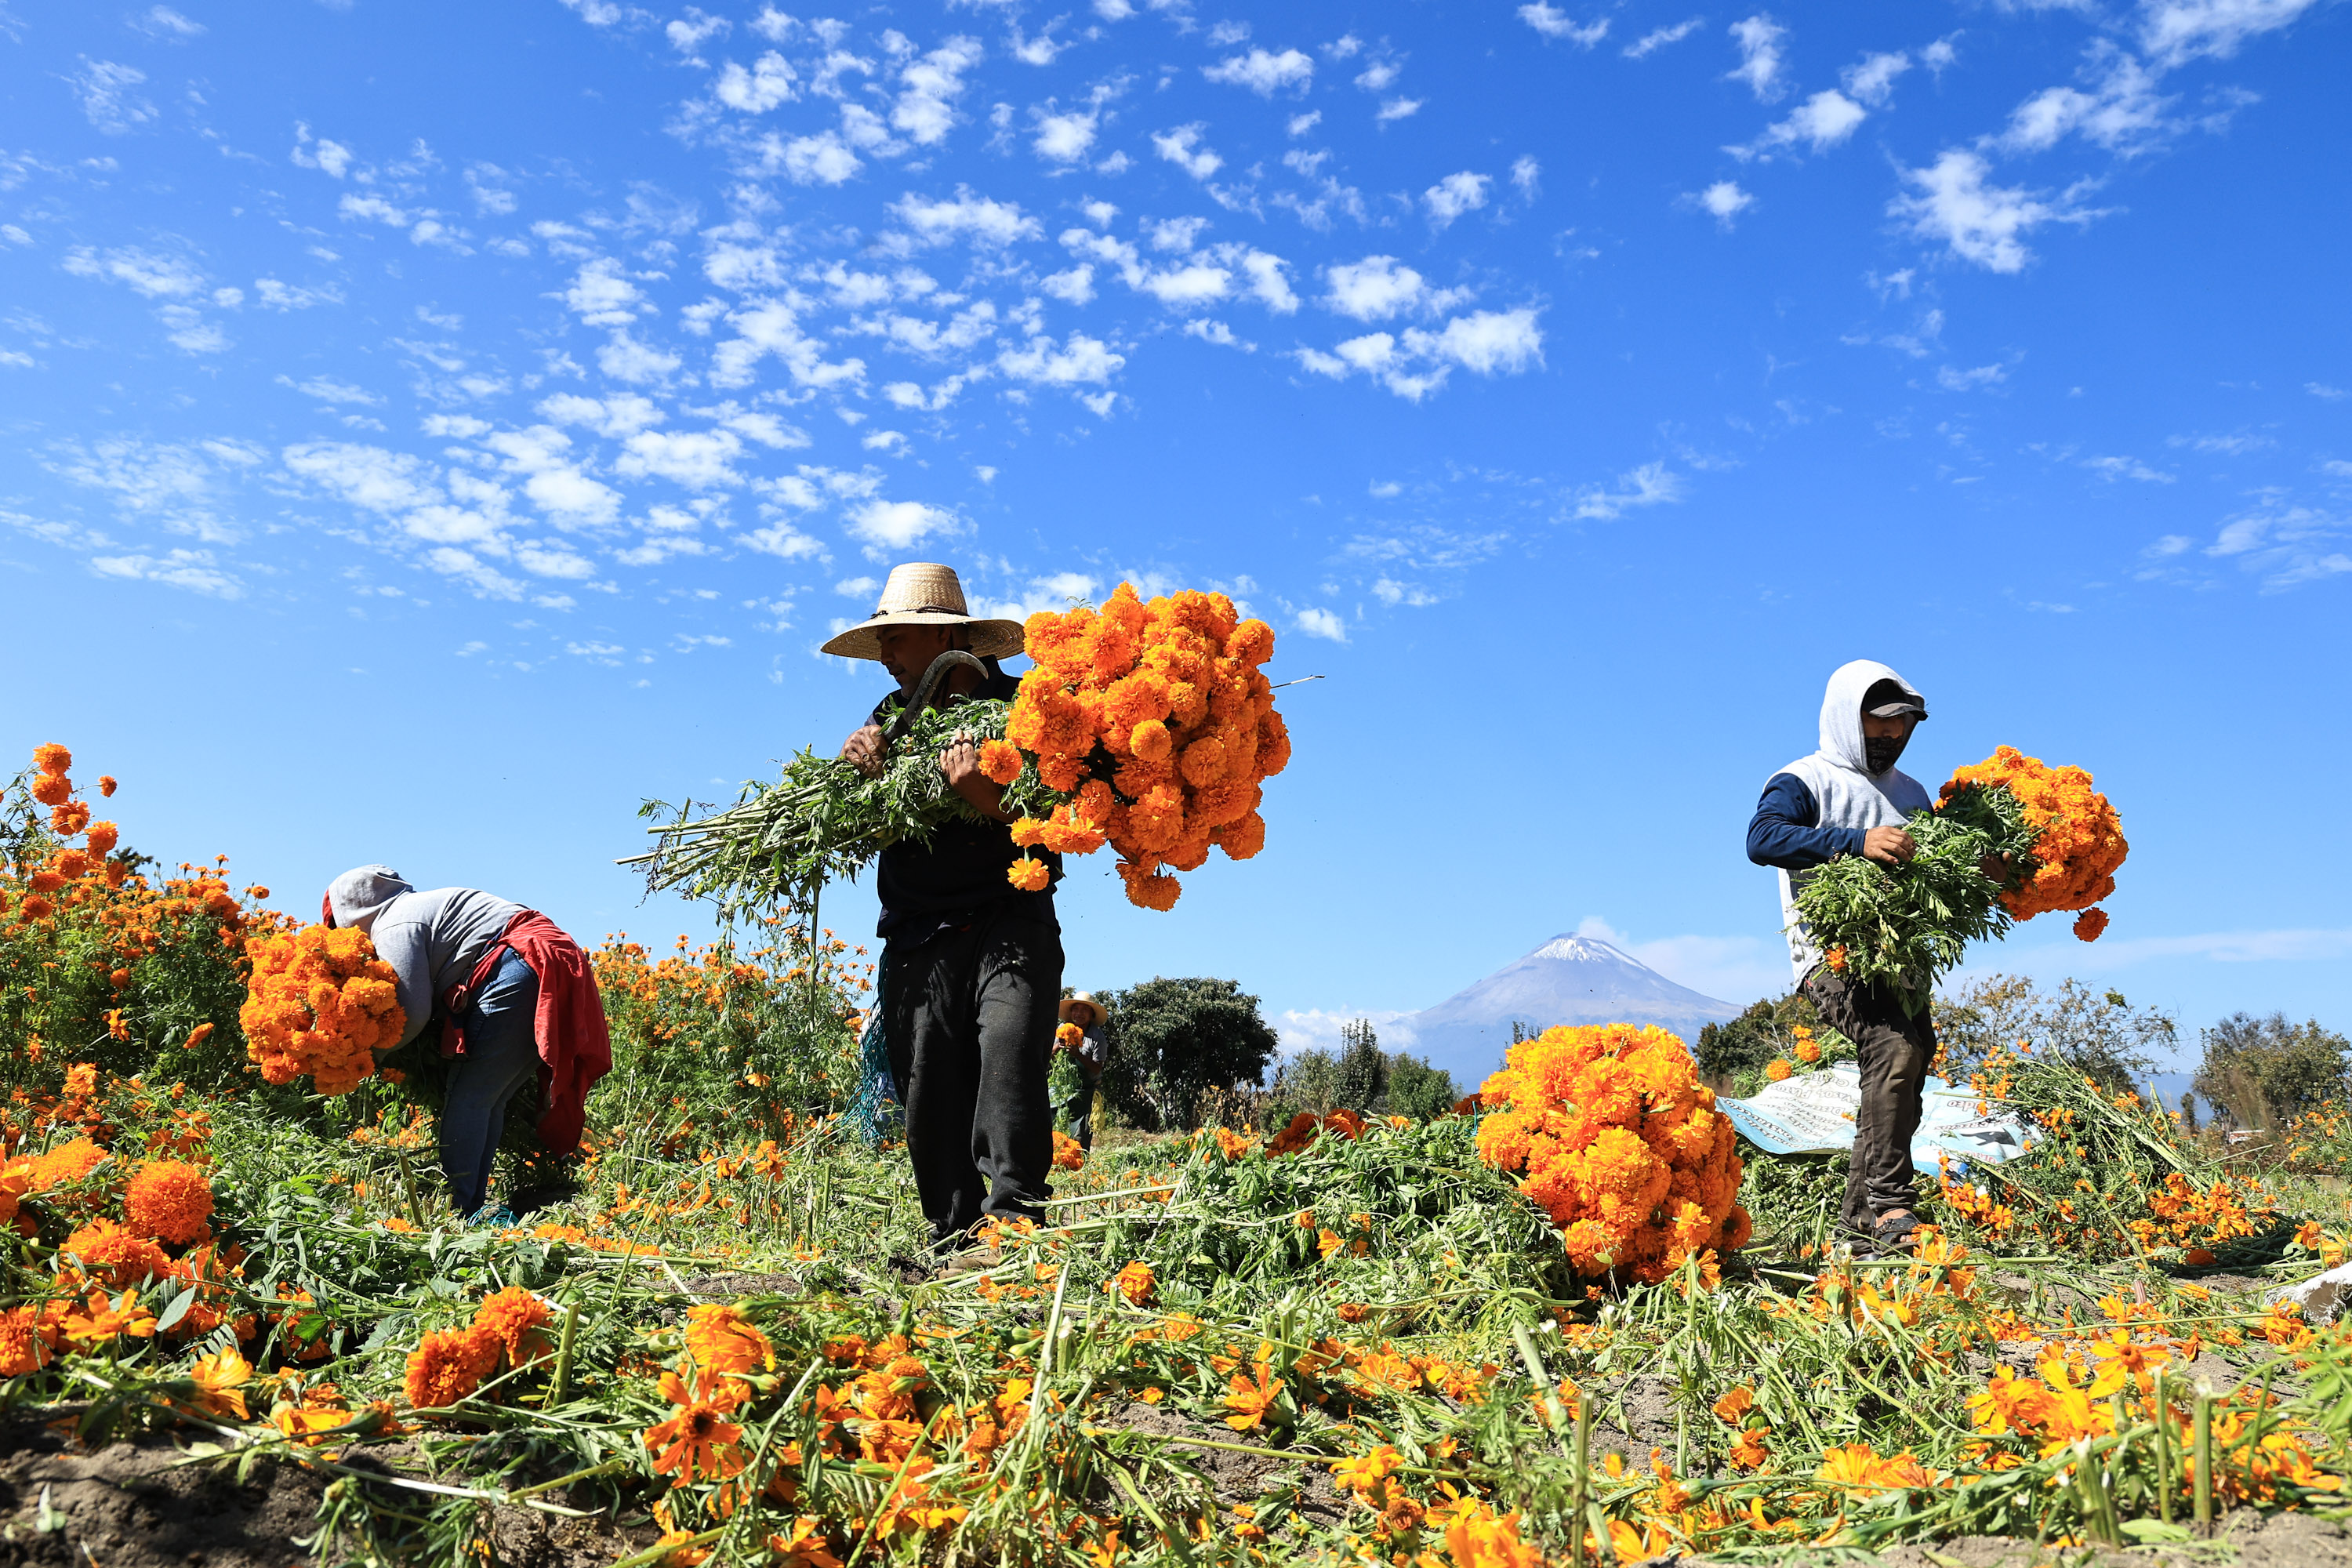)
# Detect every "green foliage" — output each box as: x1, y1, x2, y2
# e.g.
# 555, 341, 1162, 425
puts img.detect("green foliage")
1333, 1018, 1386, 1110
629, 697, 1059, 920
1385, 1052, 1460, 1121
1695, 993, 1820, 1084
1934, 974, 2174, 1094
1261, 1026, 1458, 1128
1793, 783, 2038, 1007
1099, 975, 1279, 1131
2194, 1011, 2351, 1131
